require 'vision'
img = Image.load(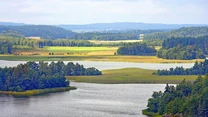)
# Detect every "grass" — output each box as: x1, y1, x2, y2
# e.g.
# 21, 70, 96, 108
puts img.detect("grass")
0, 86, 77, 97
66, 68, 198, 84
89, 40, 143, 44
44, 46, 118, 53
0, 55, 203, 63
142, 109, 162, 117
